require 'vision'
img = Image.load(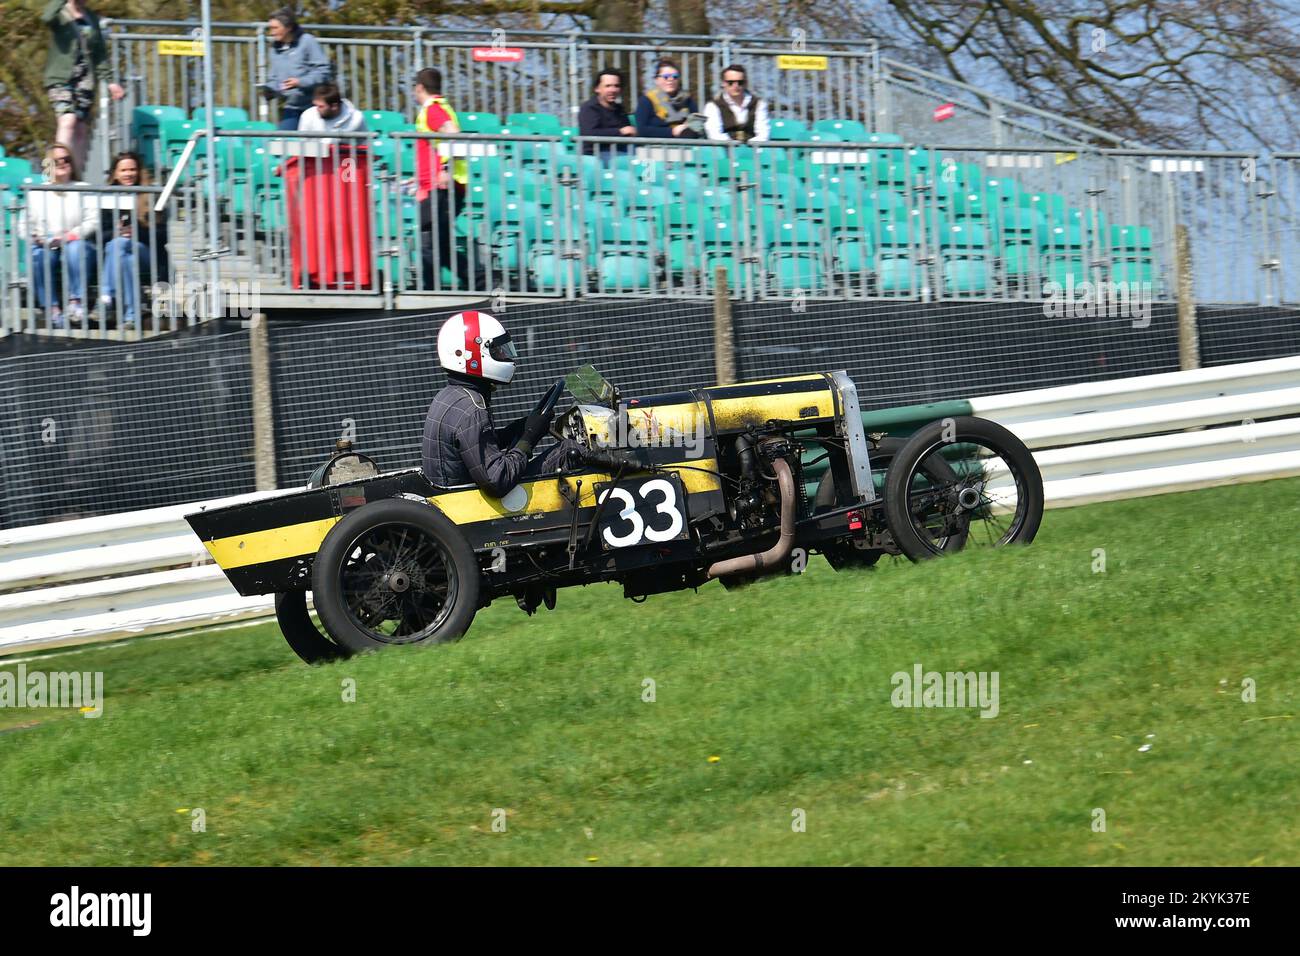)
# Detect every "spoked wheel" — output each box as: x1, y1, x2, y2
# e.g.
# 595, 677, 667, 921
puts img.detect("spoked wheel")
274, 591, 350, 664
816, 436, 968, 569
311, 499, 481, 654
884, 416, 1043, 562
